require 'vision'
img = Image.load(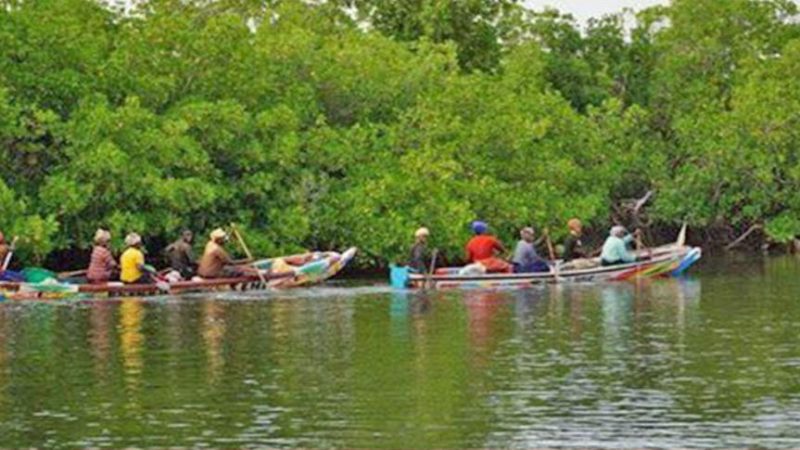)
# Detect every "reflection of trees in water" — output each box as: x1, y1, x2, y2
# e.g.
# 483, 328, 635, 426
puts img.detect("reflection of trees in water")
376, 289, 494, 447
477, 279, 707, 445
